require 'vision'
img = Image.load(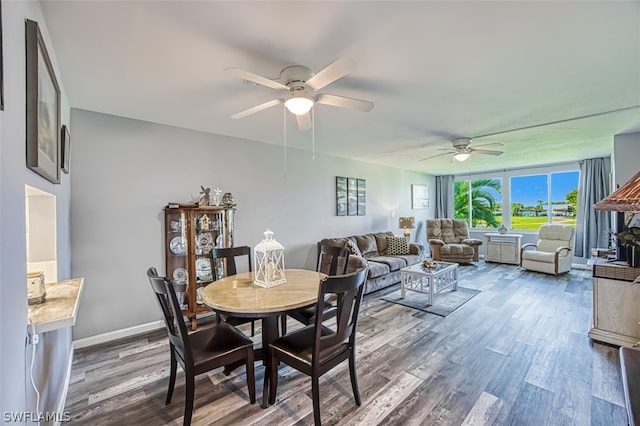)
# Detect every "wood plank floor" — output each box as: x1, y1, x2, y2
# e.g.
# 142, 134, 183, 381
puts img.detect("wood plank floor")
64, 262, 628, 425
